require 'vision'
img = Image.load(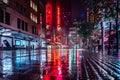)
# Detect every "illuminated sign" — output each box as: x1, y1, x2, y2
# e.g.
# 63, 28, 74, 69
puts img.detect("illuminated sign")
57, 6, 60, 28
46, 3, 52, 28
